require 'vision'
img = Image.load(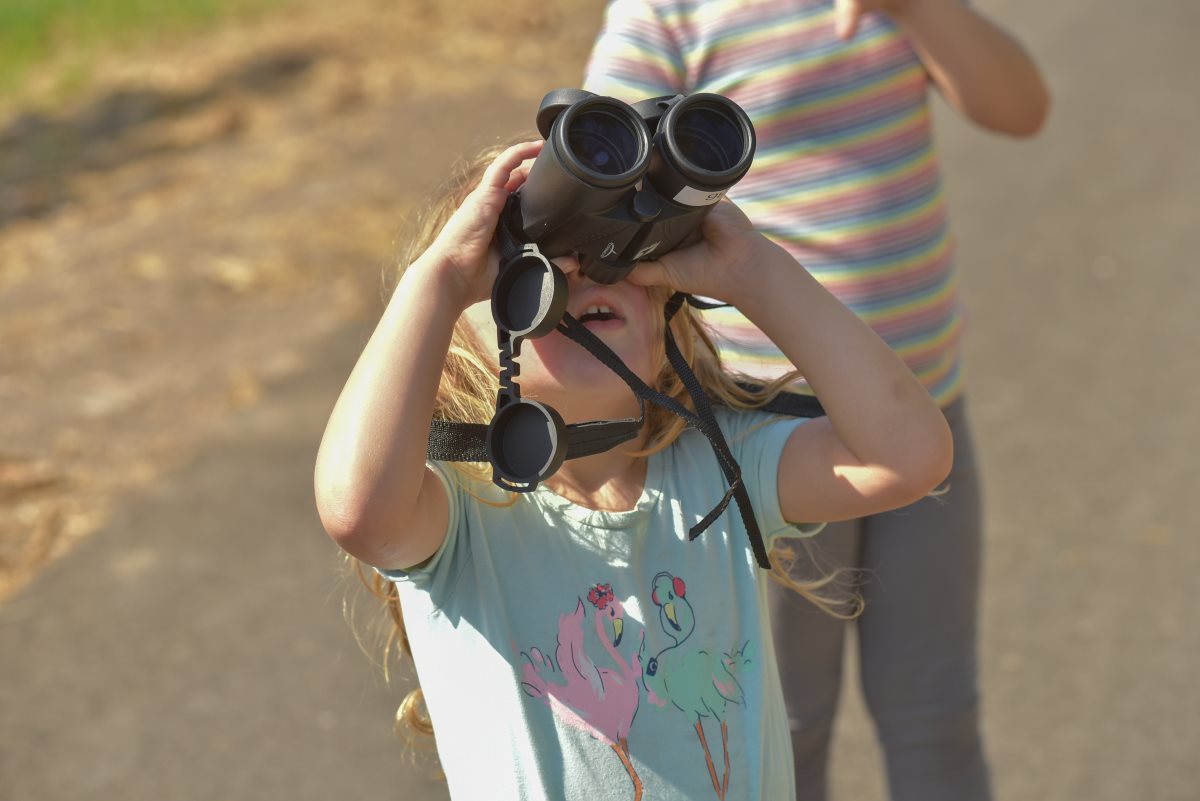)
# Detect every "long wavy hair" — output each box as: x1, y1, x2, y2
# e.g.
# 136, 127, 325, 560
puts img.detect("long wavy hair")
348, 139, 861, 741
